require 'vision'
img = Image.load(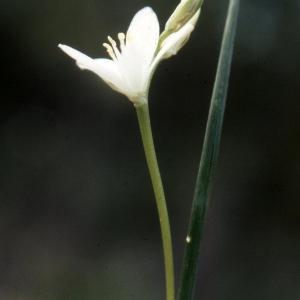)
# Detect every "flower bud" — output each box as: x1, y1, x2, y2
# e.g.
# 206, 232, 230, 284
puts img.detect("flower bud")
159, 9, 200, 60
165, 0, 204, 32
